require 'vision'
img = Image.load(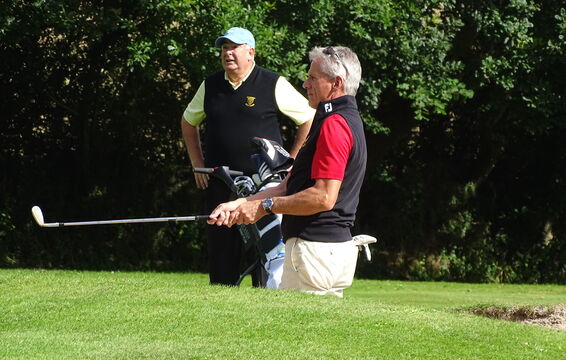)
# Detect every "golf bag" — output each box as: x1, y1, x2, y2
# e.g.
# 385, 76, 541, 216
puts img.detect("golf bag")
195, 137, 292, 289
